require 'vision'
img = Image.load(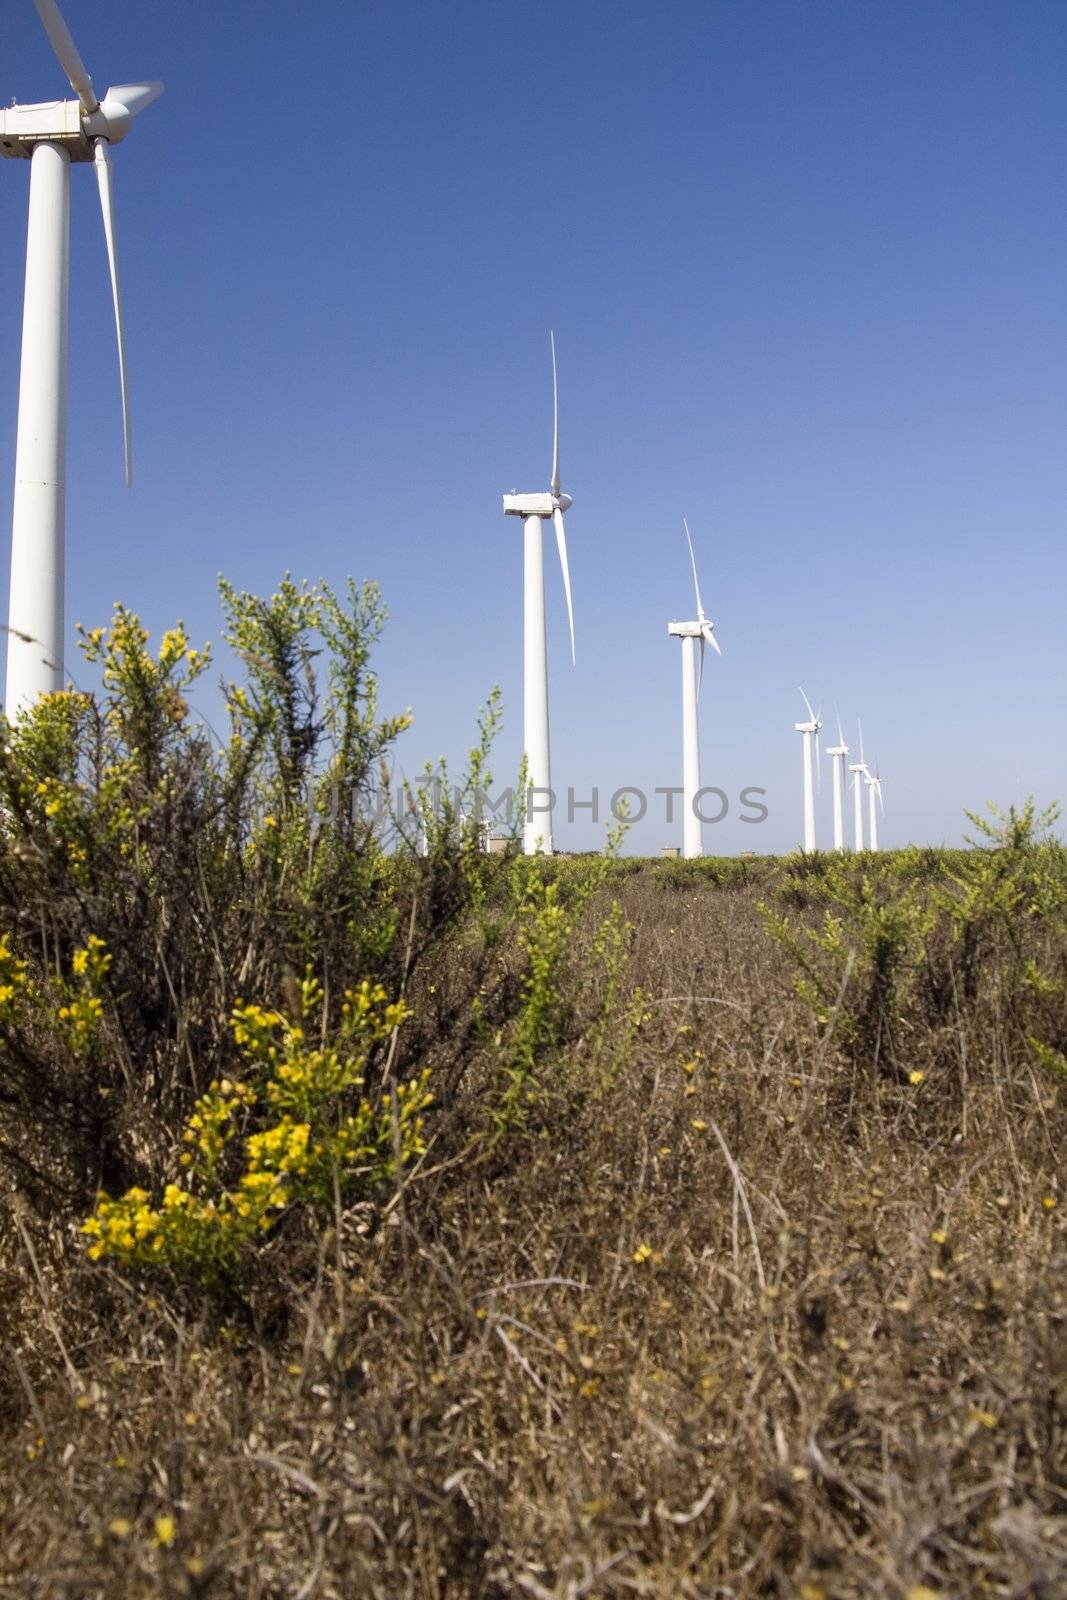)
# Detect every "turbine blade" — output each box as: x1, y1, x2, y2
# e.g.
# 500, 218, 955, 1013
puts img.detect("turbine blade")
549, 330, 560, 497
33, 0, 98, 112
858, 718, 865, 765
698, 632, 706, 698
799, 685, 816, 724
552, 506, 575, 665
93, 141, 131, 486
816, 731, 821, 791
683, 517, 705, 620
702, 621, 722, 656
835, 703, 845, 748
